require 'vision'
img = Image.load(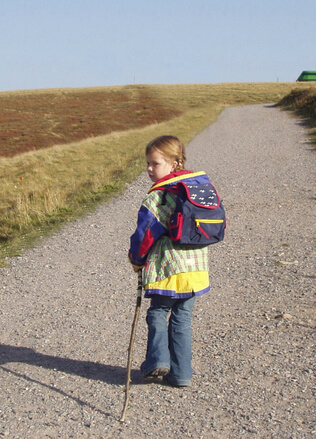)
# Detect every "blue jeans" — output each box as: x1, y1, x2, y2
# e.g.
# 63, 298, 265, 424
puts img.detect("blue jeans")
141, 294, 196, 386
